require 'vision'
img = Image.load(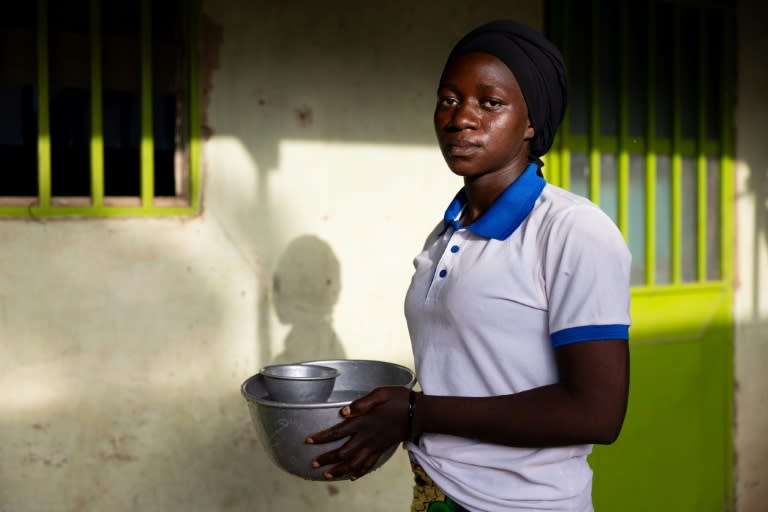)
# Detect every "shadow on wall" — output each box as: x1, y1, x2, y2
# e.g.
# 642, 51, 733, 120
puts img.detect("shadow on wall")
271, 235, 346, 365
744, 159, 767, 320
